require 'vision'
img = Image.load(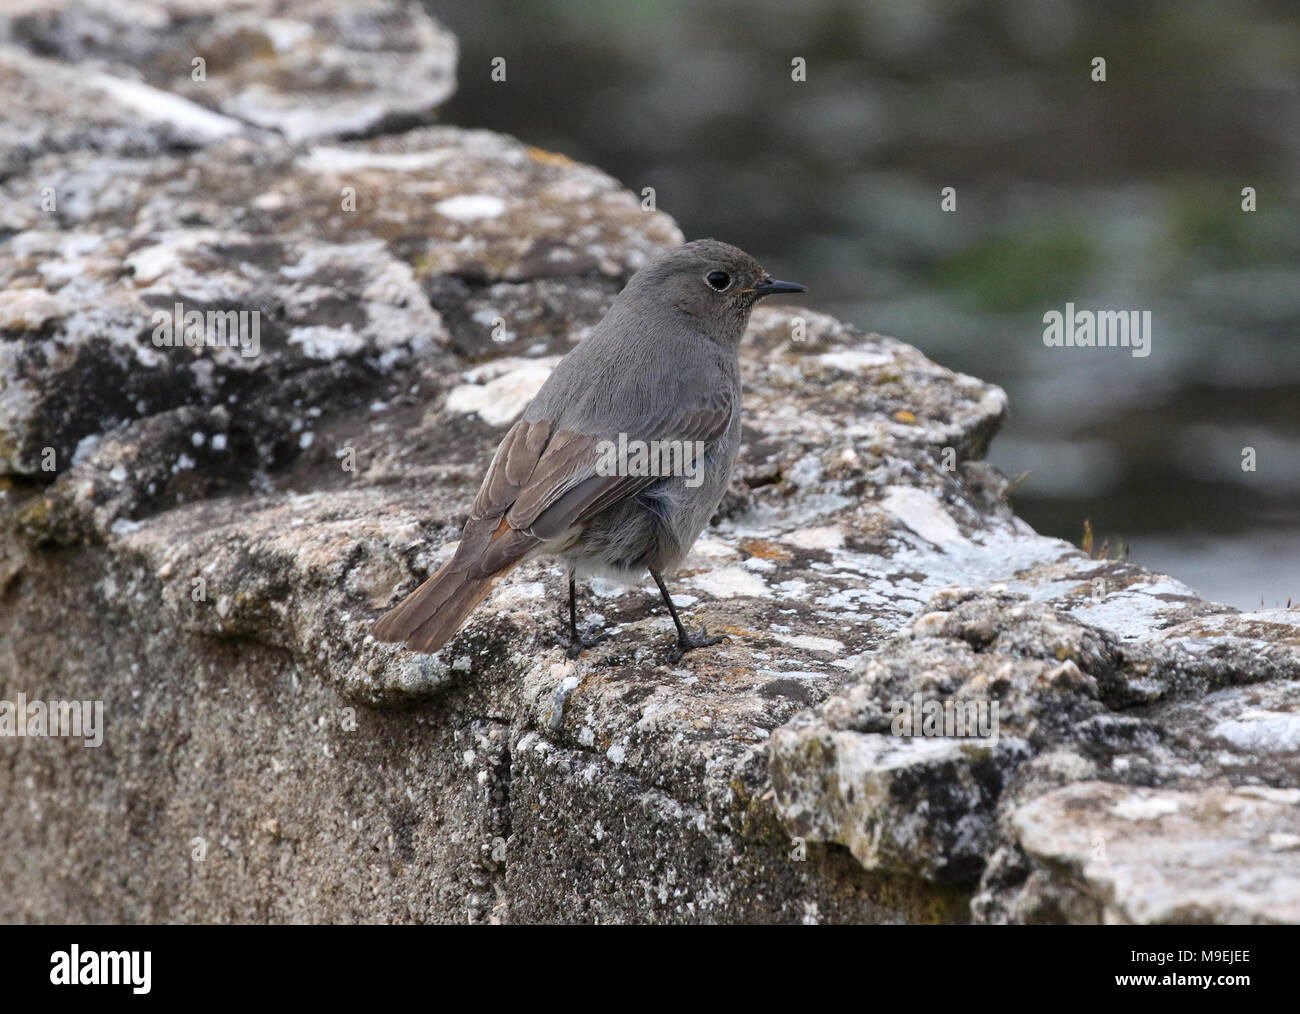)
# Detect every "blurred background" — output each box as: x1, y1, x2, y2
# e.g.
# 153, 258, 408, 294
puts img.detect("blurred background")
427, 0, 1298, 609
